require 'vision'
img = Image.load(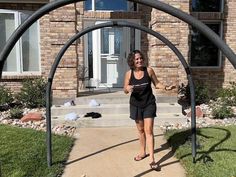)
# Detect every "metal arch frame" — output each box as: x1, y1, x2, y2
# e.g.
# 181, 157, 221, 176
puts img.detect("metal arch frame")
46, 21, 196, 166
0, 0, 235, 167
1, 0, 236, 73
